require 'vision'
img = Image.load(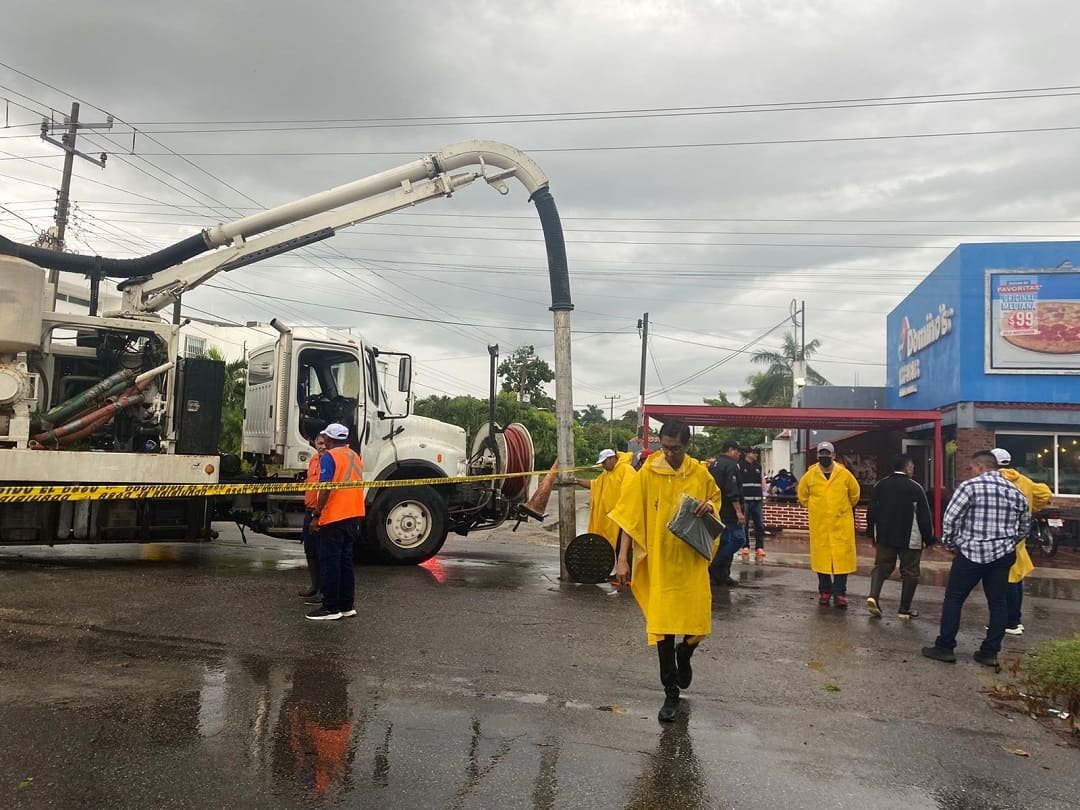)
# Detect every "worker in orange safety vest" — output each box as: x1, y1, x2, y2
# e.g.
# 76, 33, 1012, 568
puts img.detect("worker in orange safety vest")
307, 423, 365, 622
